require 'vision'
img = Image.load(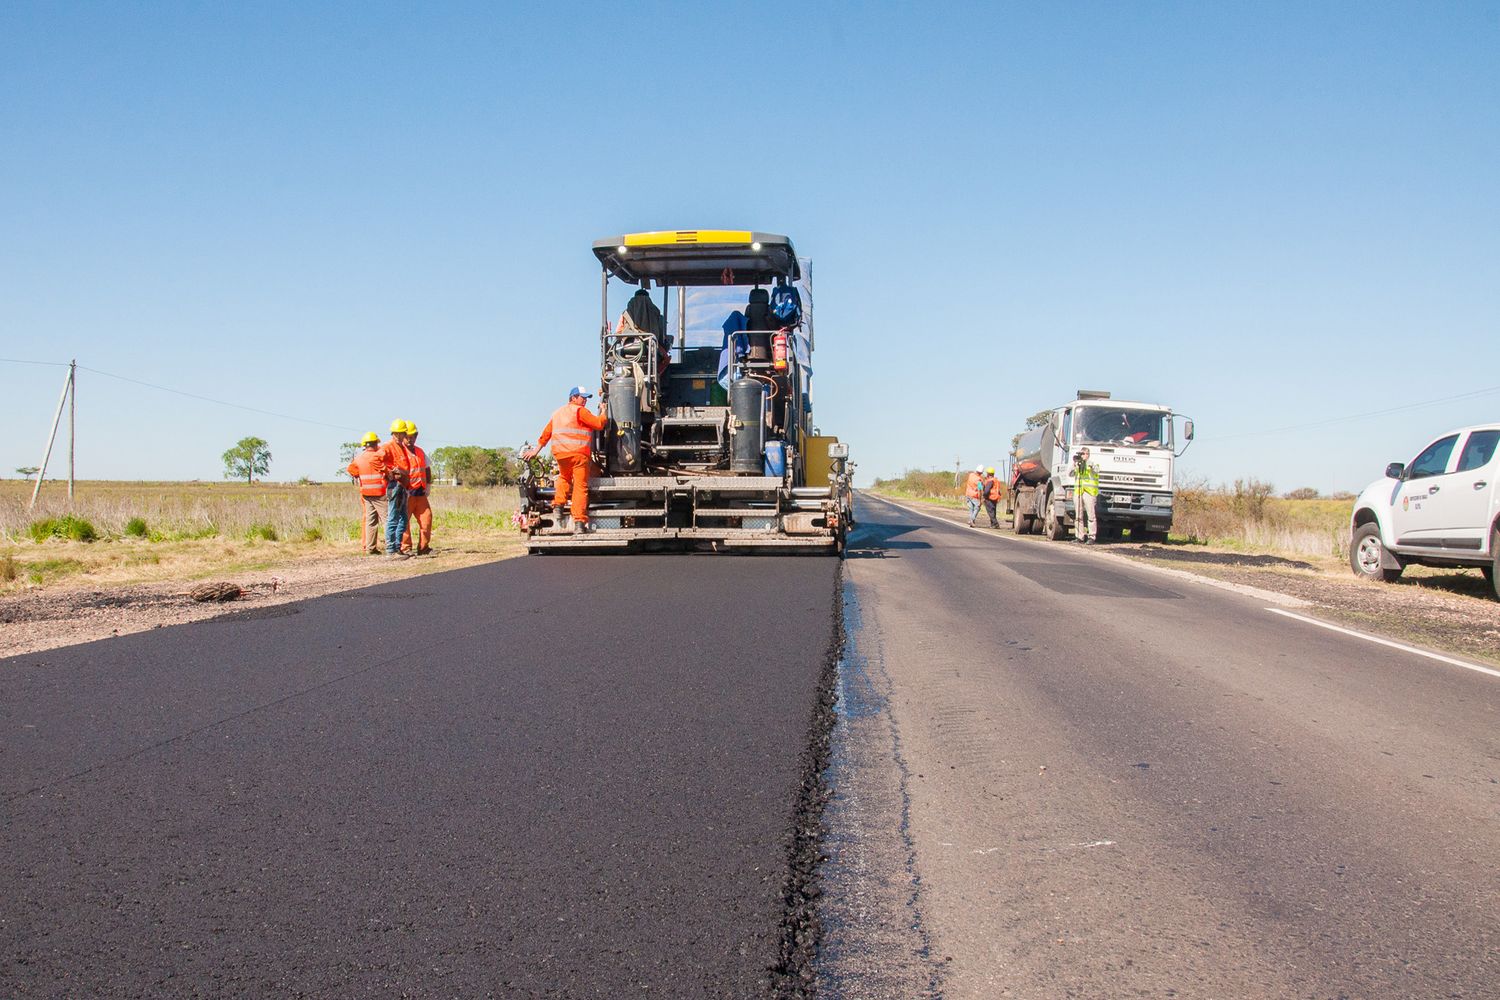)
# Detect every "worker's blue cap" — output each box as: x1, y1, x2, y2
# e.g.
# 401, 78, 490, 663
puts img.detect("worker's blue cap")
568, 385, 593, 399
